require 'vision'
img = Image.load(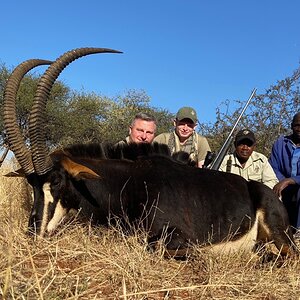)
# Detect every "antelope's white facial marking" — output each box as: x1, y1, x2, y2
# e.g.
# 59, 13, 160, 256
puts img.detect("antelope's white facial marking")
43, 182, 54, 203
47, 200, 68, 234
30, 190, 34, 203
39, 183, 52, 237
39, 182, 67, 236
